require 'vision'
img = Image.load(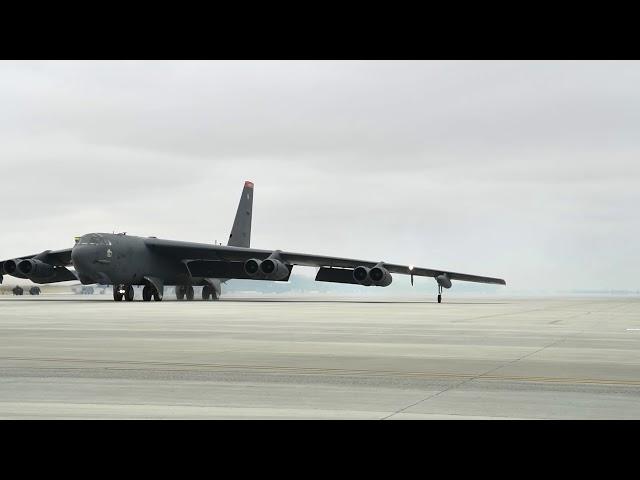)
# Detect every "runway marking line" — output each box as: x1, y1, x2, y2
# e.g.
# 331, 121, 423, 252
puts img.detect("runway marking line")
1, 356, 640, 387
